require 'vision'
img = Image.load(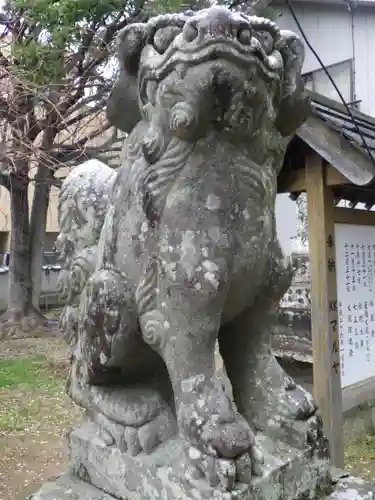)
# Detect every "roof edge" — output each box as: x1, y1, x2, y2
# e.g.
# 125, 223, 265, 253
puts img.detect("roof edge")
297, 115, 375, 186
308, 90, 375, 128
